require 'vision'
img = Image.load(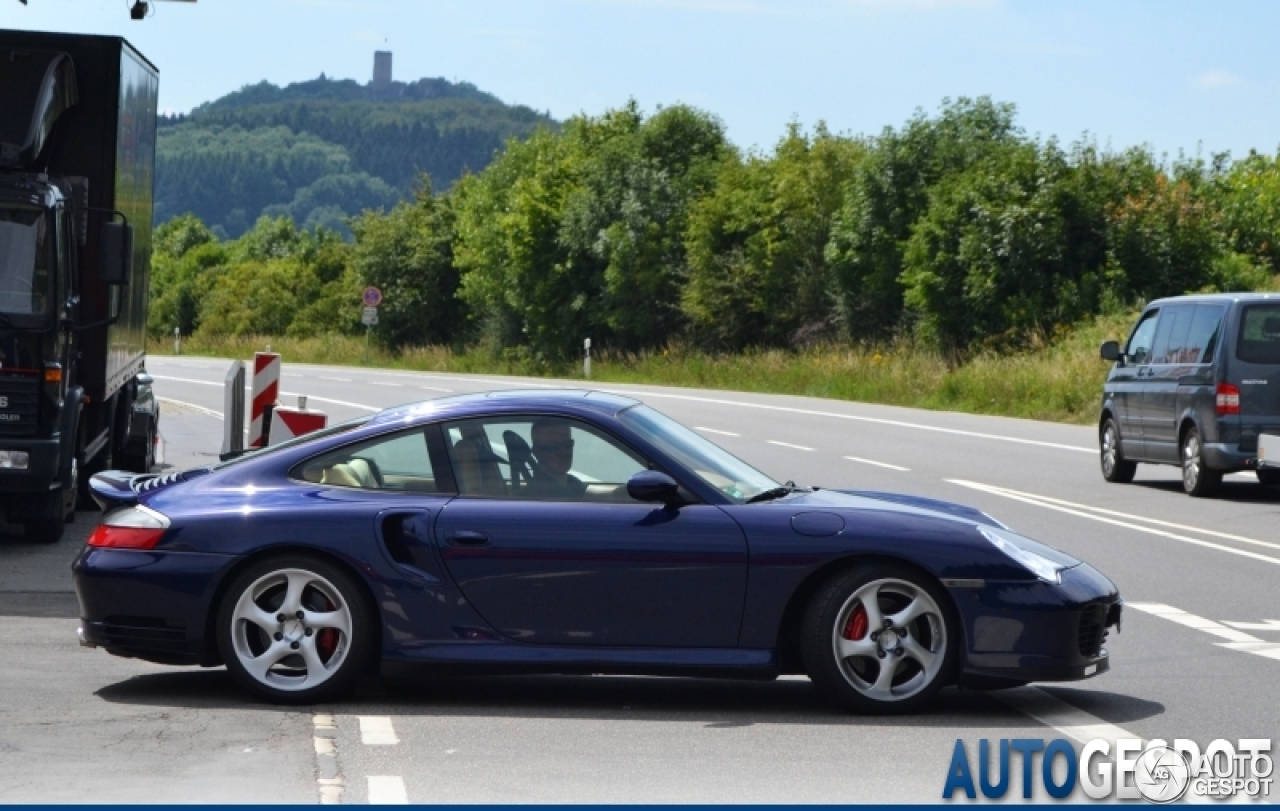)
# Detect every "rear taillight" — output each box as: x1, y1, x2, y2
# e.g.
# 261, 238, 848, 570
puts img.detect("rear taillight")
87, 505, 170, 550
1216, 382, 1241, 416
